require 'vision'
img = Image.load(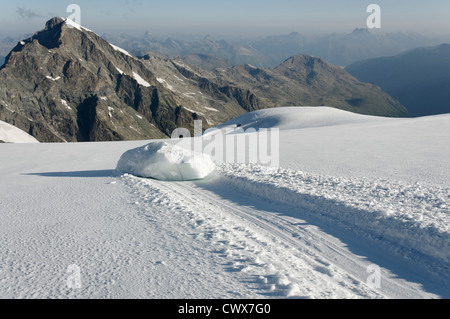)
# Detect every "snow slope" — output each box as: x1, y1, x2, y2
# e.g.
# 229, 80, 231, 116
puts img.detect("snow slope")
217, 106, 386, 131
220, 106, 449, 186
0, 120, 39, 143
0, 107, 448, 299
